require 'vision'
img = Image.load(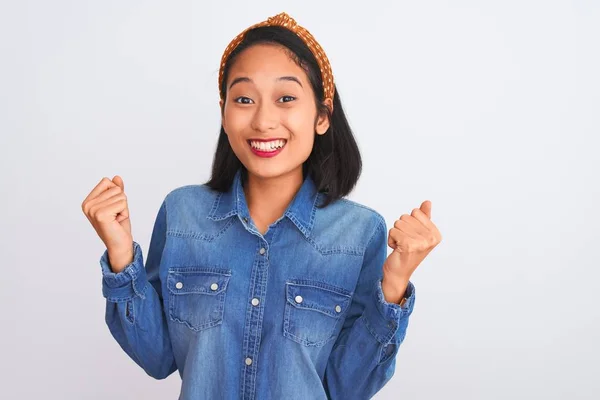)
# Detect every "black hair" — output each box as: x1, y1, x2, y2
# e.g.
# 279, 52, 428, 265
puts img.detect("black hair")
205, 26, 362, 208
